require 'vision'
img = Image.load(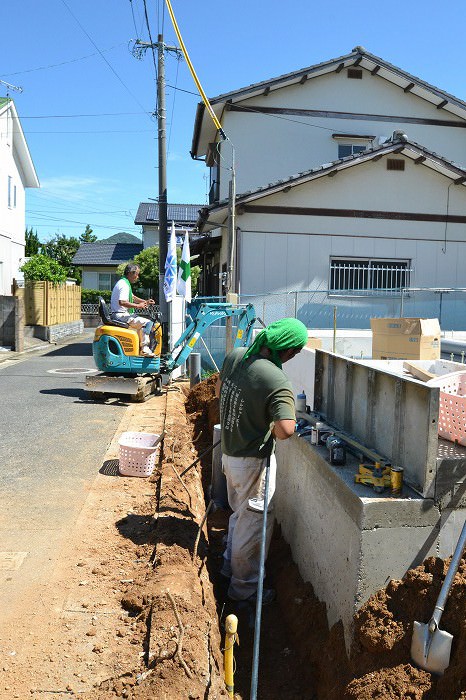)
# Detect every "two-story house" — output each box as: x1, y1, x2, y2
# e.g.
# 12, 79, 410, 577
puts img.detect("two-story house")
191, 46, 466, 328
0, 98, 39, 295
